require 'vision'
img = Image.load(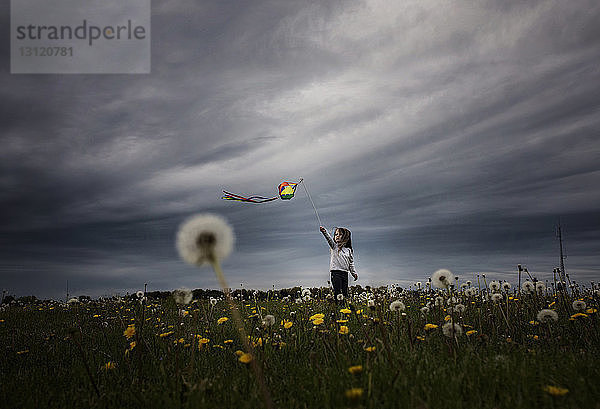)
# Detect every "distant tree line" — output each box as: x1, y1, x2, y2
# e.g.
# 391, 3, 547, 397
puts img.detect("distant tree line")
1, 284, 396, 305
